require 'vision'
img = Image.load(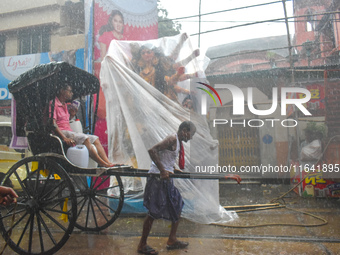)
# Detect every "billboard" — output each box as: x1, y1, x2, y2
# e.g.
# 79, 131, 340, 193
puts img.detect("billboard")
93, 0, 158, 62
85, 0, 158, 152
0, 49, 85, 100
